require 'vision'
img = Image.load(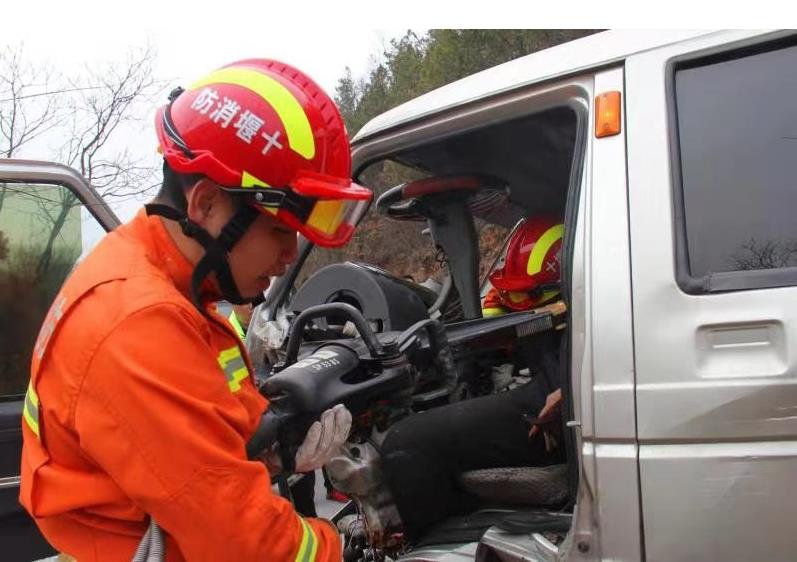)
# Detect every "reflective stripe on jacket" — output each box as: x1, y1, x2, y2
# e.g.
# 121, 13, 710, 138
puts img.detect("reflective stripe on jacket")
228, 310, 246, 340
